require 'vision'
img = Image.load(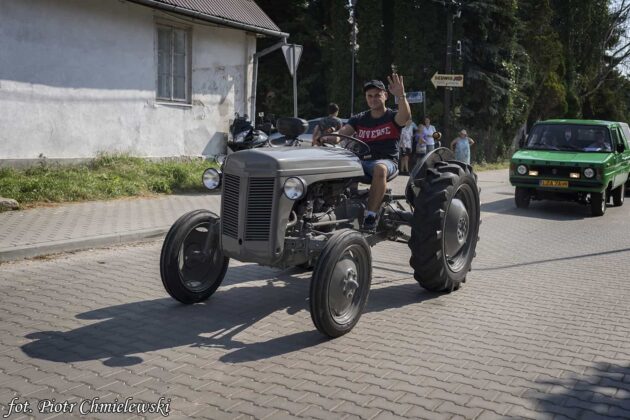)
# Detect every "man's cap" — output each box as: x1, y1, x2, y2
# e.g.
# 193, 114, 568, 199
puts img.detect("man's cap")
459, 129, 468, 136
363, 80, 386, 92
